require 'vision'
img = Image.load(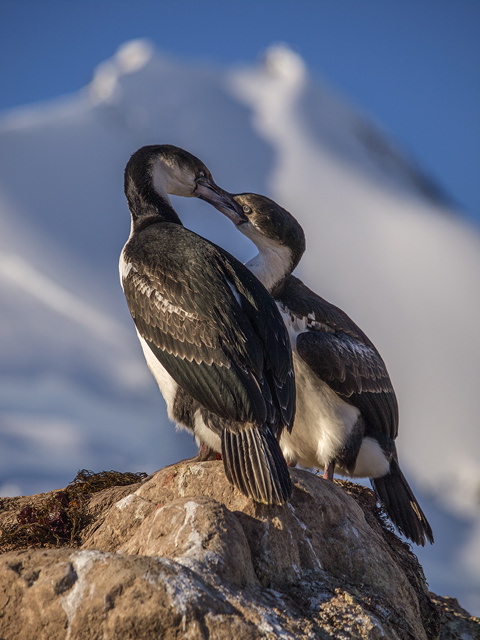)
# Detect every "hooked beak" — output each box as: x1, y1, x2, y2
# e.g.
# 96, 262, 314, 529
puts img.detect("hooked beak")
195, 178, 247, 226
